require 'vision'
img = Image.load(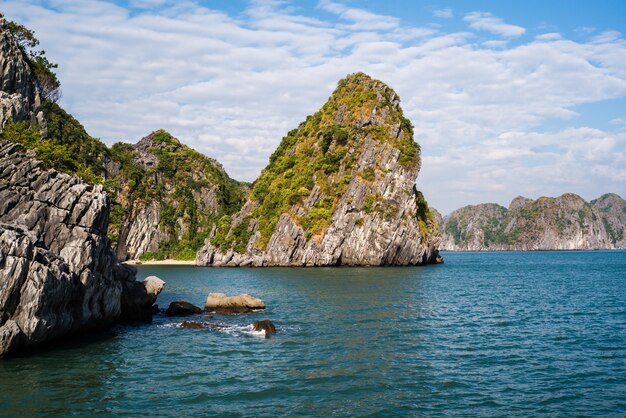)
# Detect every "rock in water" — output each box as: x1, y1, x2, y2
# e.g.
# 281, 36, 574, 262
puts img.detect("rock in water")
253, 320, 276, 335
120, 275, 166, 323
205, 293, 266, 314
165, 301, 203, 316
180, 321, 222, 329
144, 276, 165, 298
0, 141, 161, 356
196, 72, 441, 266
